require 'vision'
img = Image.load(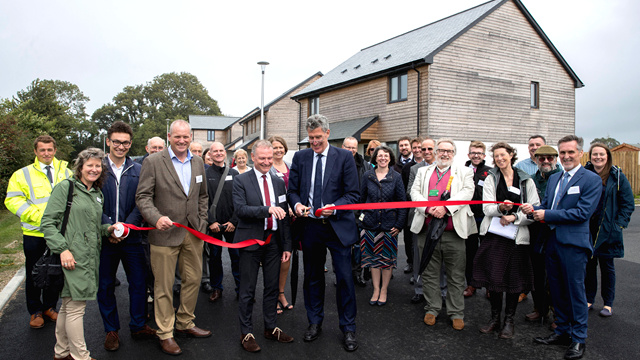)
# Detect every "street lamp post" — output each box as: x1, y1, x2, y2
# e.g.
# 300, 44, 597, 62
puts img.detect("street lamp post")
166, 118, 170, 146
258, 61, 269, 140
